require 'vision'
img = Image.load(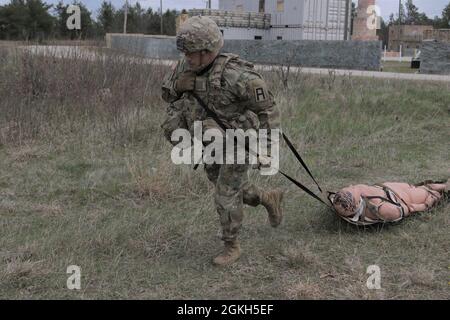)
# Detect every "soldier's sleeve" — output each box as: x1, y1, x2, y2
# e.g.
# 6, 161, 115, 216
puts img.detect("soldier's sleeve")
243, 75, 280, 131
161, 59, 185, 103
161, 100, 188, 145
